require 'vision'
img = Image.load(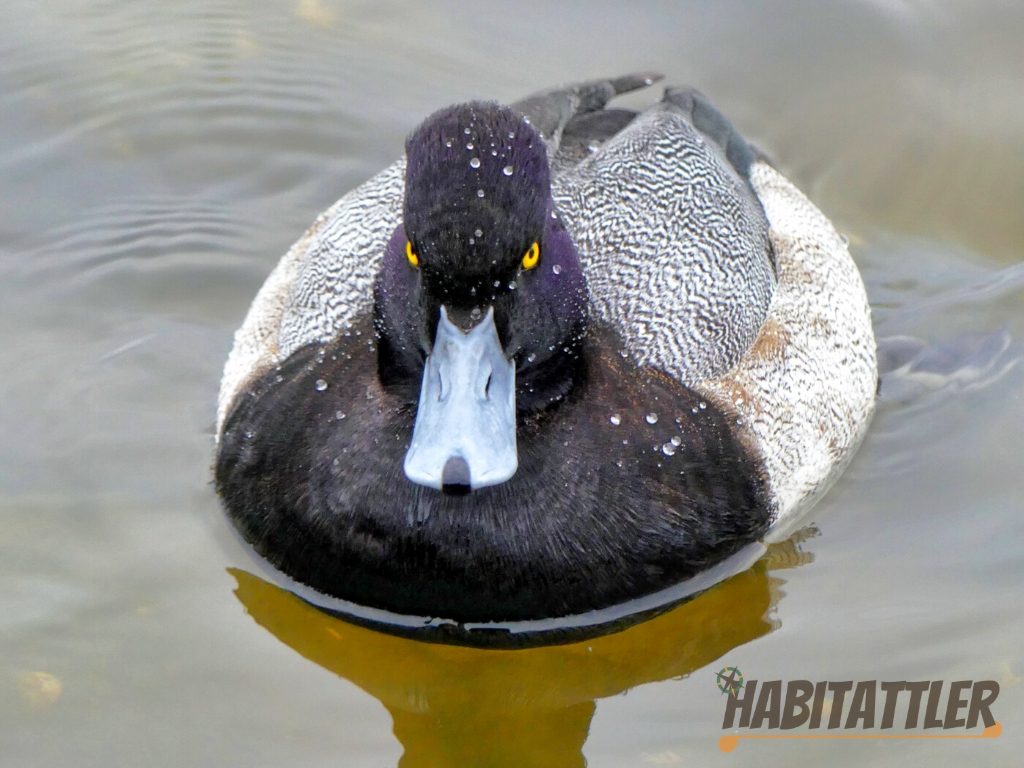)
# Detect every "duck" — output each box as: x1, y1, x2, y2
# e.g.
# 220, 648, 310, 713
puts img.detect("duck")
214, 73, 877, 644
